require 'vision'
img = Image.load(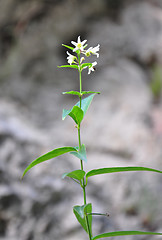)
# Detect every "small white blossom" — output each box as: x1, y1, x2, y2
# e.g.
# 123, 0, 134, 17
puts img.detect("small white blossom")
88, 61, 97, 74
71, 36, 87, 52
67, 51, 76, 65
85, 44, 100, 58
